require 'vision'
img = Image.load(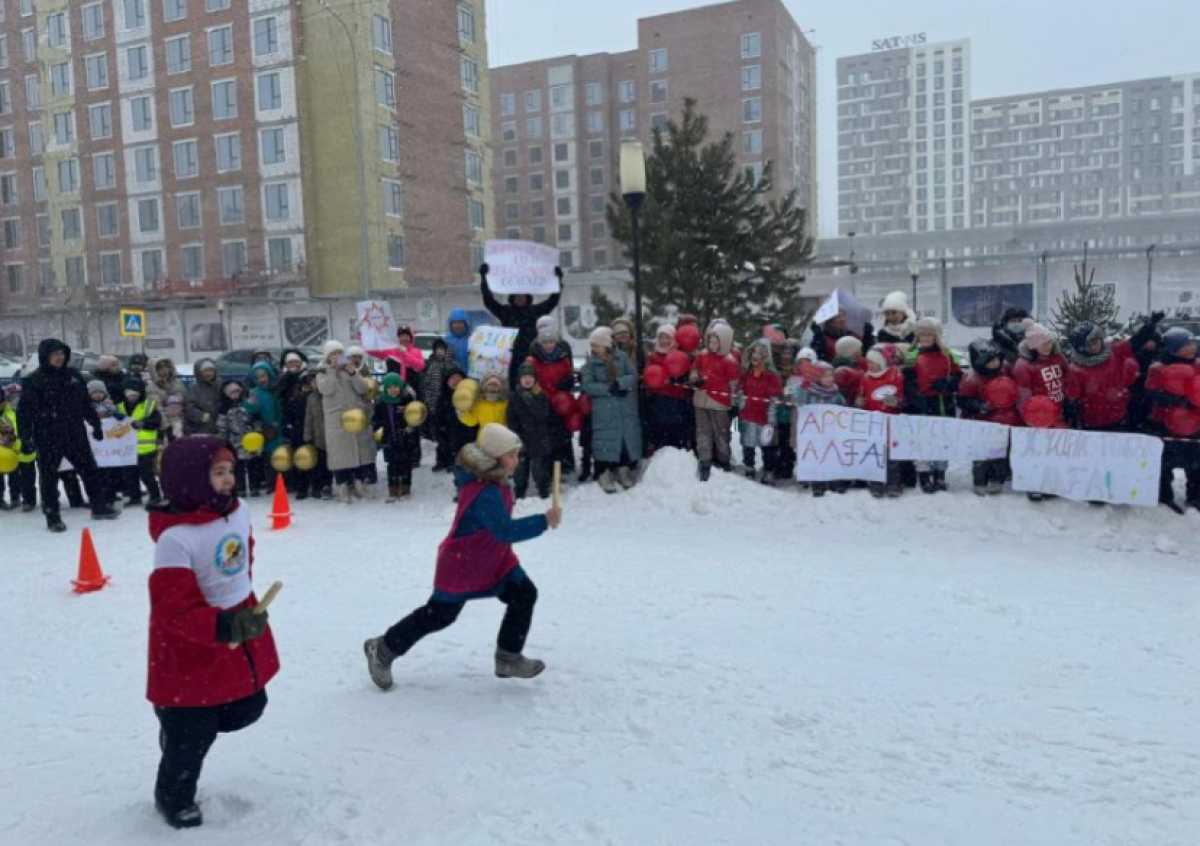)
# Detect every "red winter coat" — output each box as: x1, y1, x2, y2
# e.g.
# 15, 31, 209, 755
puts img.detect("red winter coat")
738, 368, 782, 425
692, 351, 739, 409
1145, 359, 1200, 435
1013, 351, 1076, 405
833, 362, 864, 405
1066, 340, 1140, 429
529, 342, 574, 398
146, 504, 279, 708
857, 368, 905, 414
957, 371, 1022, 427
647, 350, 690, 400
